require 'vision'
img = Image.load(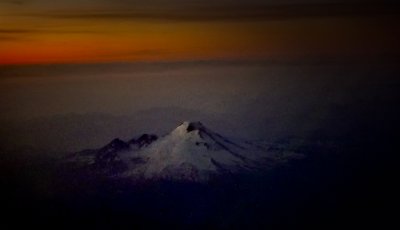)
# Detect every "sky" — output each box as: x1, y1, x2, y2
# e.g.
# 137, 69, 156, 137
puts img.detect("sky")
0, 0, 399, 65
0, 1, 399, 151
1, 62, 398, 151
